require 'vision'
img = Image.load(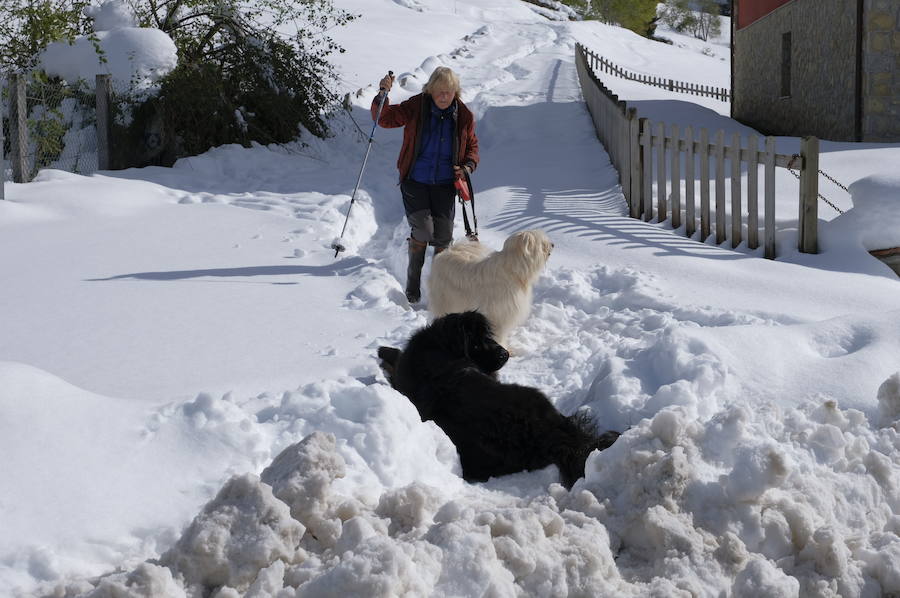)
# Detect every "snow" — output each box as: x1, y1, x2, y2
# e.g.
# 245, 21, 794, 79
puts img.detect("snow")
833, 173, 900, 250
2, 0, 900, 596
39, 1, 176, 92
84, 0, 138, 31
